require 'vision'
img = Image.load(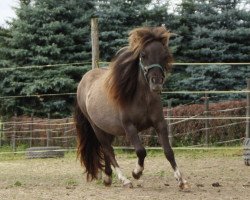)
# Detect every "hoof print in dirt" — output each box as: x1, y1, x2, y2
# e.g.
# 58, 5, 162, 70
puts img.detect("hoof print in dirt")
212, 182, 221, 187
196, 183, 204, 187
